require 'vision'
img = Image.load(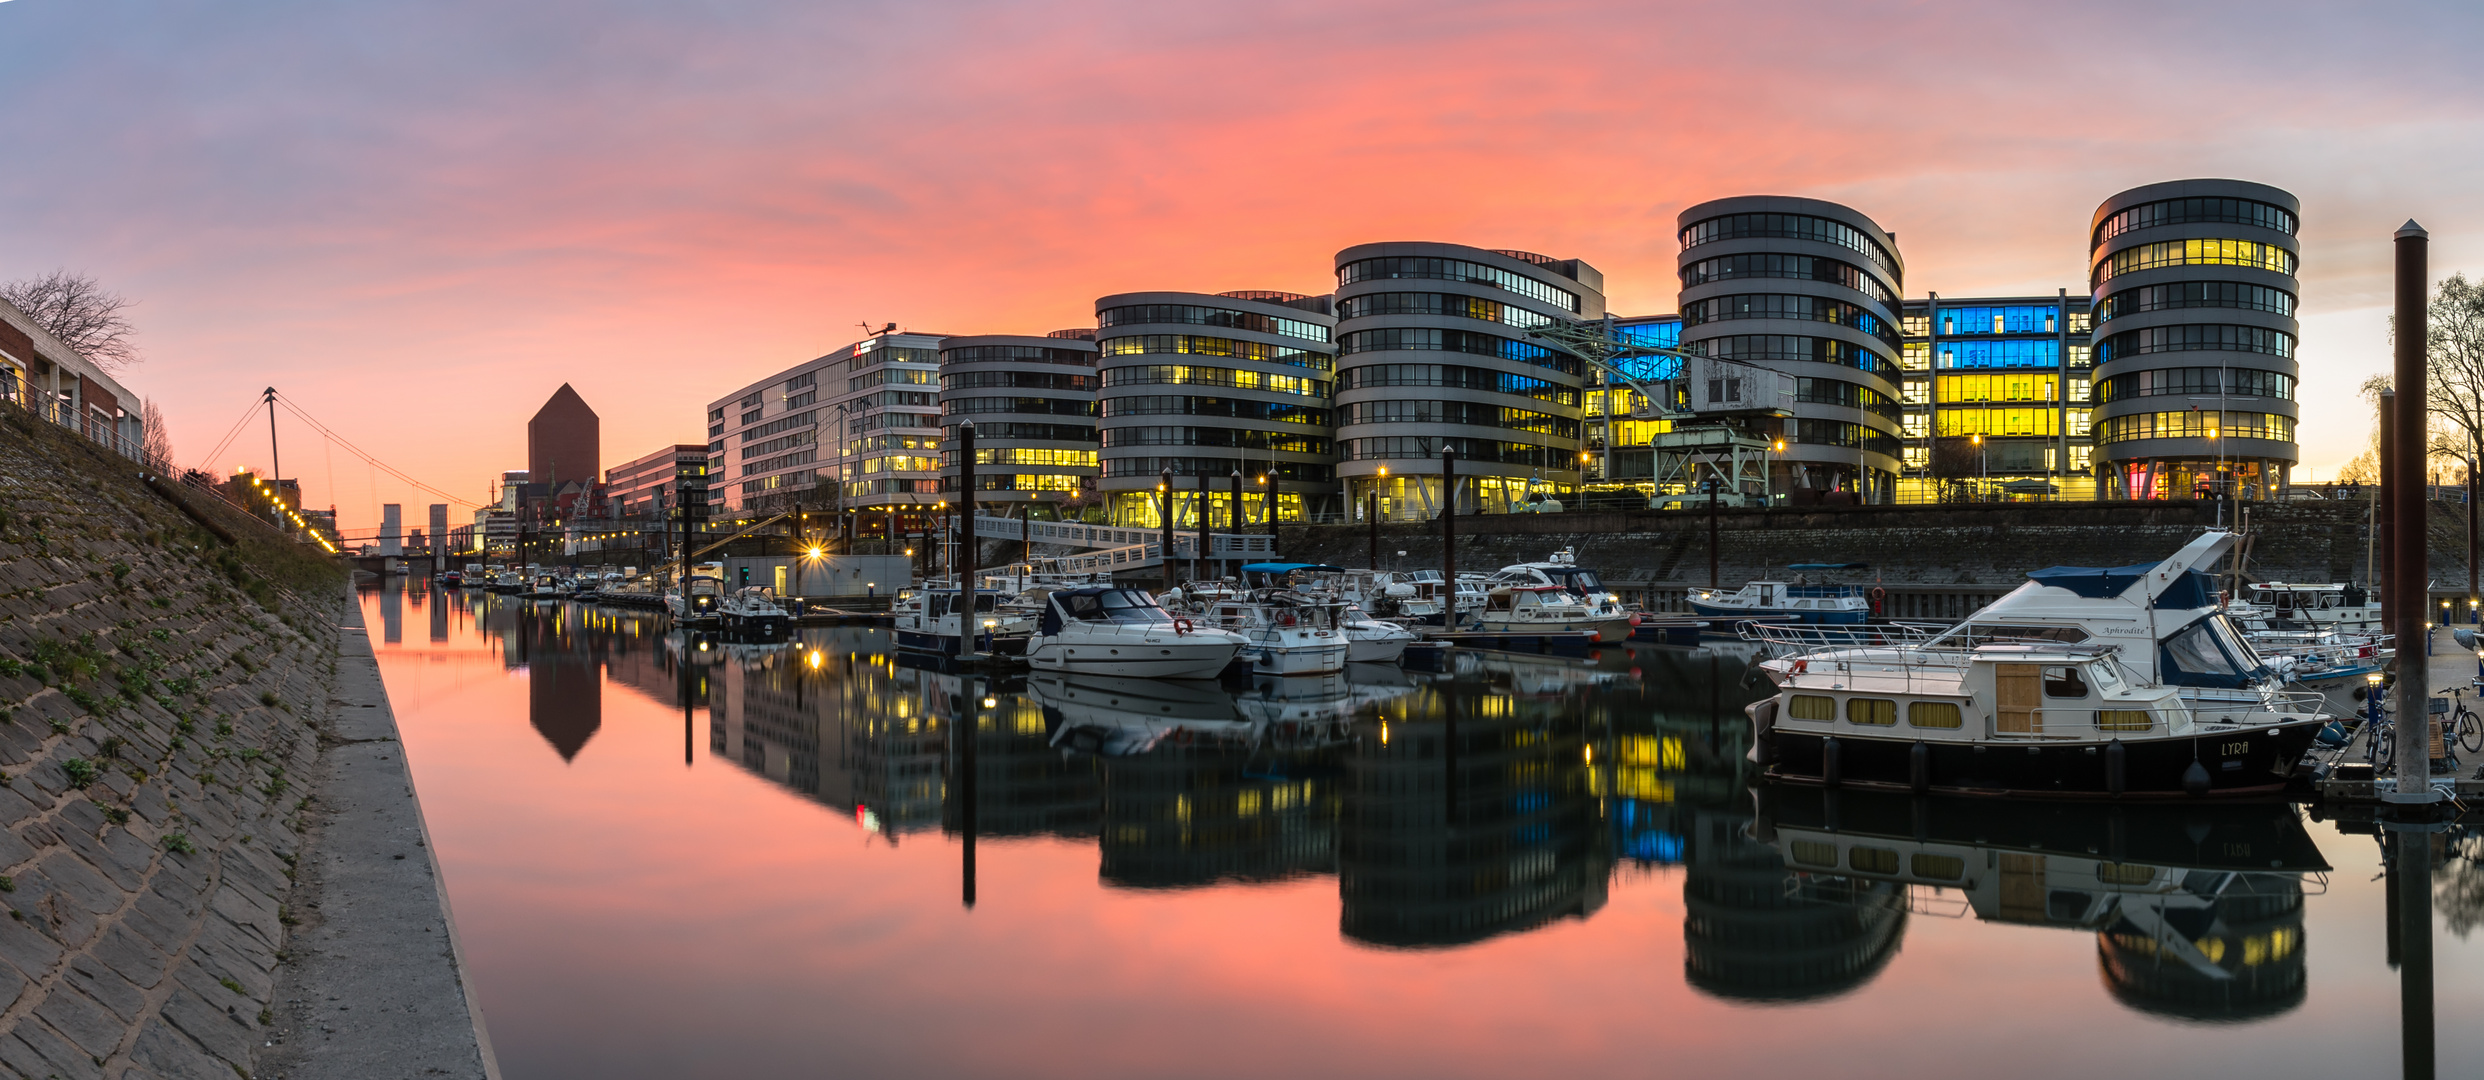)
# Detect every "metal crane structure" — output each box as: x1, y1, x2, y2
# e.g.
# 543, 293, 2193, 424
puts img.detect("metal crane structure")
1527, 319, 1794, 507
